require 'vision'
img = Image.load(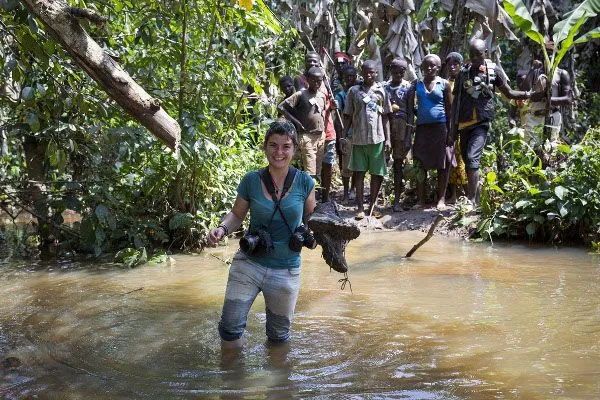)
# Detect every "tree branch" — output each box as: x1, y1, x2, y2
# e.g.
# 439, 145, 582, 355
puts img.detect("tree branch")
20, 0, 181, 150
67, 7, 108, 26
